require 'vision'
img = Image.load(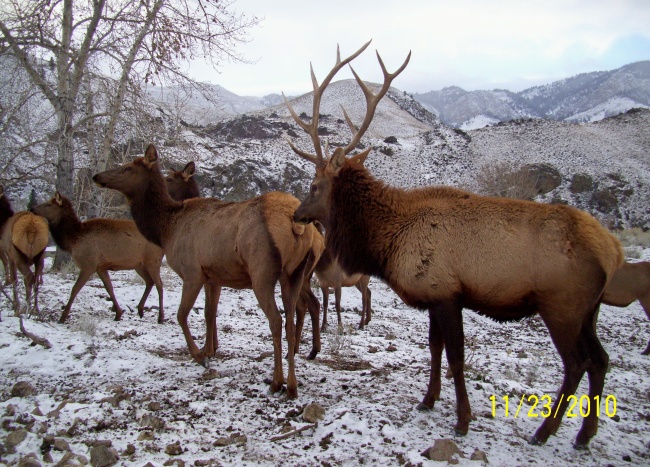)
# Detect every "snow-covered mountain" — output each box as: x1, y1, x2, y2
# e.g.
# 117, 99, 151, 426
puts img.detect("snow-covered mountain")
413, 61, 650, 129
